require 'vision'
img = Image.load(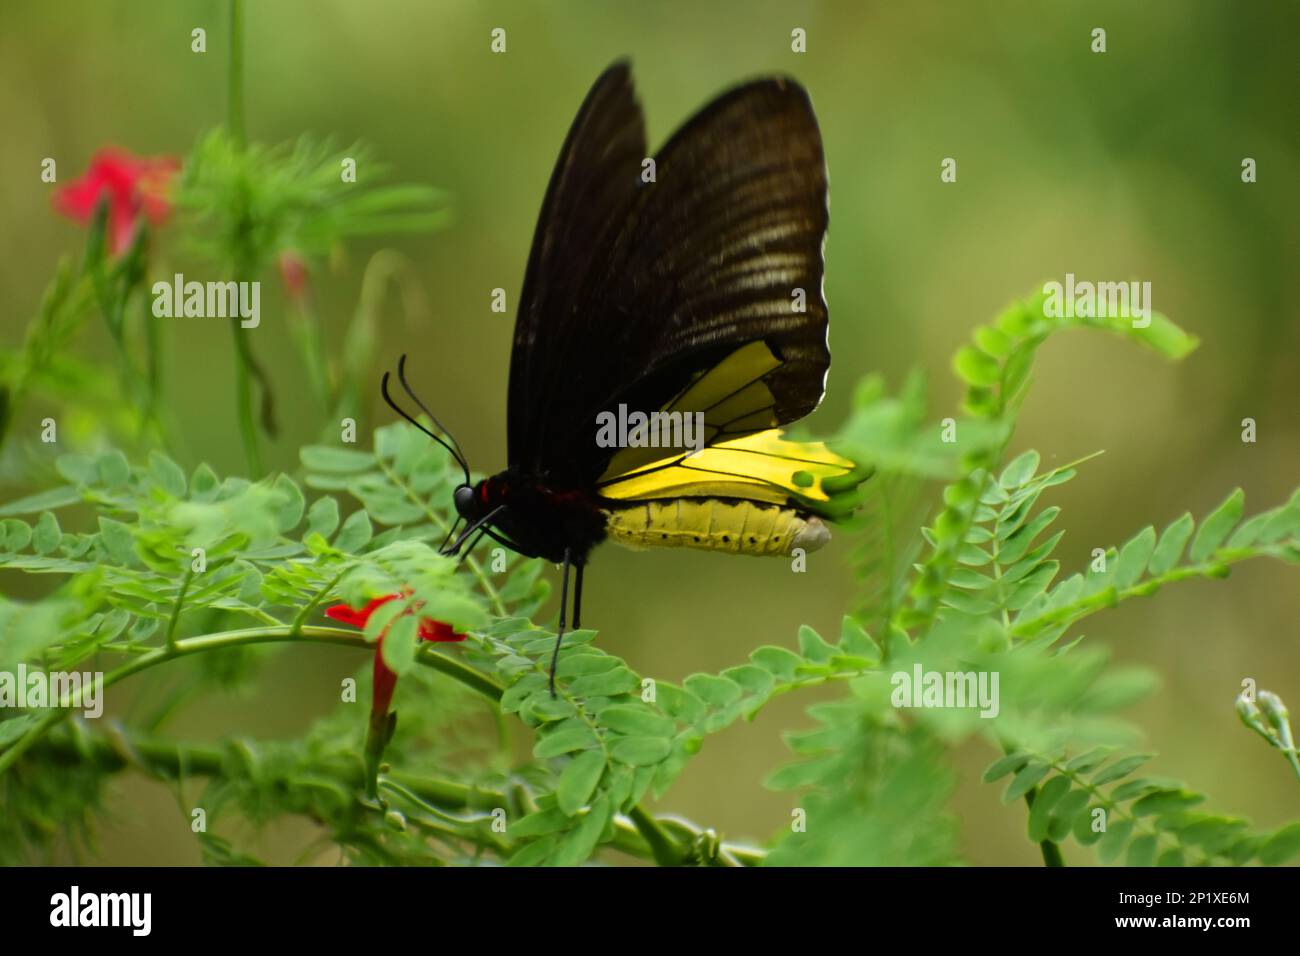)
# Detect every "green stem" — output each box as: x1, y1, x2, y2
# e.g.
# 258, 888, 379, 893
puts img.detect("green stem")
26, 723, 755, 865
1282, 749, 1300, 782
1022, 787, 1065, 867
225, 1, 270, 476
228, 0, 245, 147
416, 642, 506, 702
290, 568, 350, 636
658, 814, 761, 866
0, 619, 706, 867
1011, 540, 1300, 639
627, 804, 687, 866
288, 300, 332, 414
996, 738, 1064, 867
230, 318, 262, 476
0, 625, 490, 777
378, 779, 512, 854
143, 291, 161, 410
140, 291, 168, 447
164, 567, 193, 649
1033, 749, 1217, 866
